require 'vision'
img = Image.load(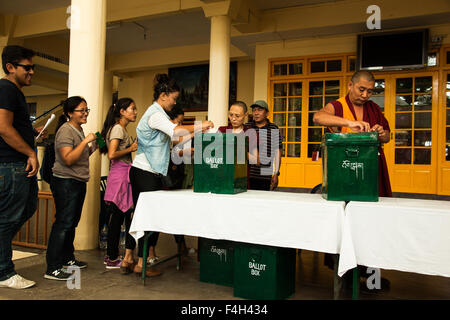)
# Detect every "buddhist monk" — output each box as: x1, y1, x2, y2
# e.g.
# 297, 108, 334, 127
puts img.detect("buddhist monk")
313, 70, 392, 197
